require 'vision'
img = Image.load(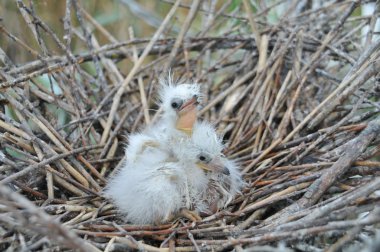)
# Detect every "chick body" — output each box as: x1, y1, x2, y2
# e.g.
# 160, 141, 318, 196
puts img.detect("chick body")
190, 122, 245, 213
105, 143, 188, 224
